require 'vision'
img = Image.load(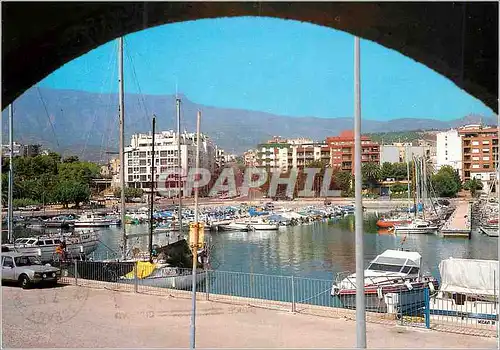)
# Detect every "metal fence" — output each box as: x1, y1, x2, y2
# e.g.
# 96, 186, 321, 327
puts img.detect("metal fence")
56, 261, 498, 338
